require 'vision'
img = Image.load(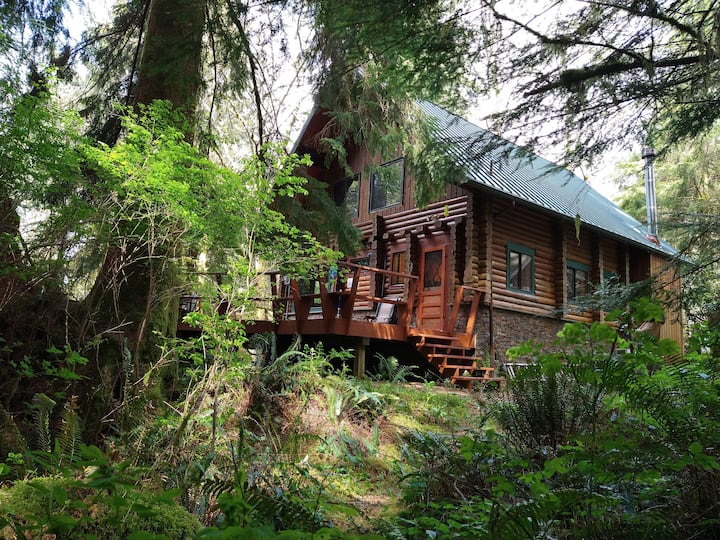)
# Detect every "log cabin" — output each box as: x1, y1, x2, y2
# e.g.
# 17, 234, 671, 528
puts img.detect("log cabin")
182, 101, 683, 386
